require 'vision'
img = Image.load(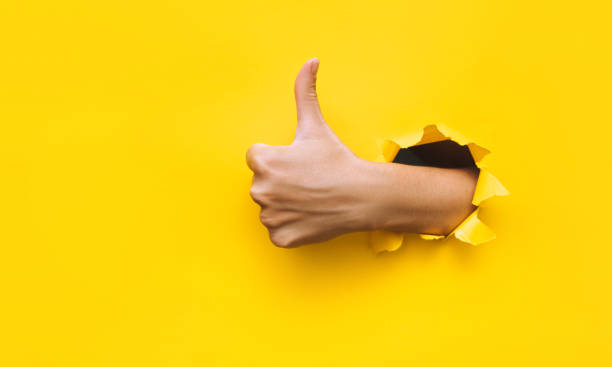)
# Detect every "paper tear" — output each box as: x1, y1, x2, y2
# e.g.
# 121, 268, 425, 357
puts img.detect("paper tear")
370, 124, 509, 253
452, 208, 496, 245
